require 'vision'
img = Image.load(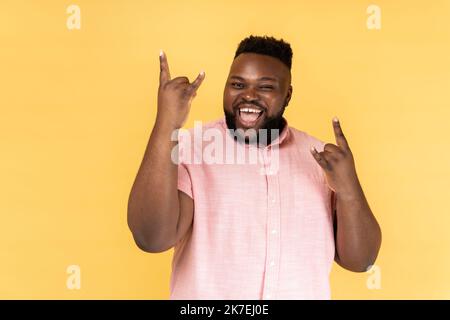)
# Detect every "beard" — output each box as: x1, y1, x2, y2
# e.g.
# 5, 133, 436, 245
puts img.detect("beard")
224, 105, 287, 146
